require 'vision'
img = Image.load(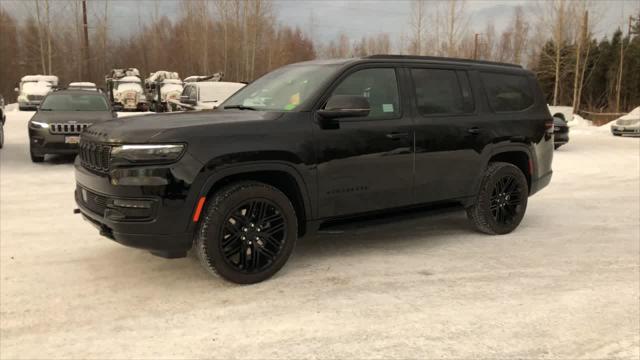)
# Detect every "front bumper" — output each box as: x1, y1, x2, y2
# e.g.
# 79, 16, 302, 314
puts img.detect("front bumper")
29, 127, 80, 155
611, 125, 640, 136
74, 155, 203, 254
